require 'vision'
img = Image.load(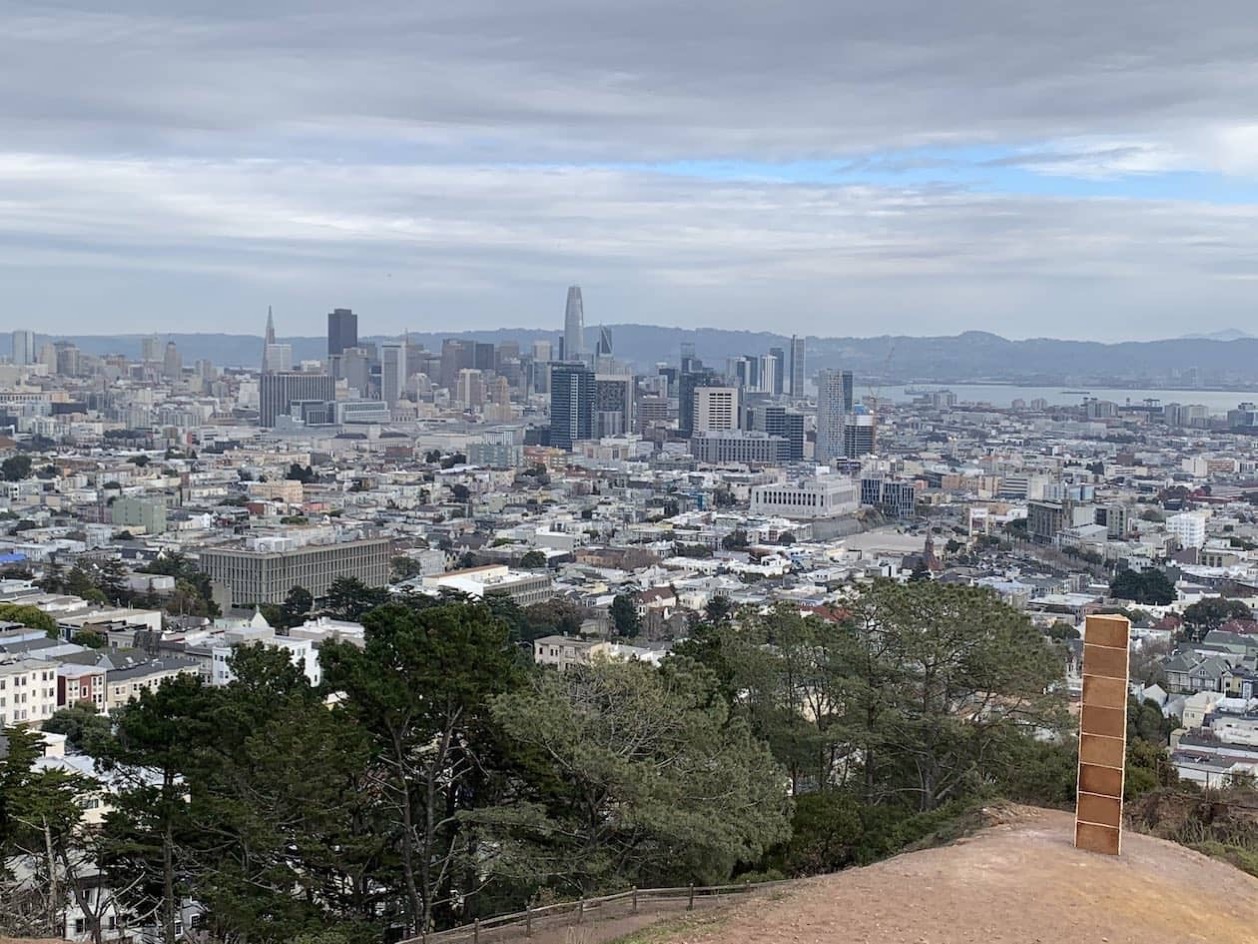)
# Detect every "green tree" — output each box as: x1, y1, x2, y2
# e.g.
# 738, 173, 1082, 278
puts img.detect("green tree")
841, 582, 1065, 810
2, 454, 32, 481
704, 594, 736, 625
320, 601, 523, 934
75, 628, 106, 649
680, 584, 1067, 813
609, 592, 641, 638
2, 751, 99, 939
99, 675, 212, 944
519, 550, 547, 570
1110, 568, 1176, 606
0, 602, 58, 638
391, 555, 423, 582
1128, 696, 1174, 746
186, 645, 384, 944
165, 578, 220, 618
320, 577, 388, 621
43, 703, 112, 754
520, 596, 584, 639
491, 659, 791, 894
278, 585, 314, 629
0, 726, 94, 938
1046, 620, 1081, 641
37, 559, 65, 594
65, 562, 106, 602
673, 542, 713, 559
96, 558, 131, 605
1182, 597, 1252, 642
